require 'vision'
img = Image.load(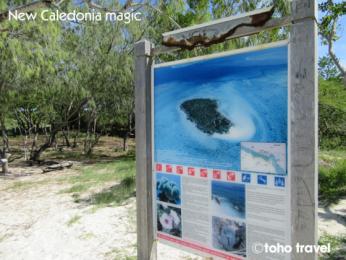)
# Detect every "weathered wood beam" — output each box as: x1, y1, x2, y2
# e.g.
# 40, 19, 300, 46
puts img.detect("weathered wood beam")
161, 6, 282, 50
156, 15, 291, 54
